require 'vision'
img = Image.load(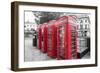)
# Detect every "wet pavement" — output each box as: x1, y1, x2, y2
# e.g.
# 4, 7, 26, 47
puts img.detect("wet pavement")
24, 36, 90, 62
24, 36, 53, 62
